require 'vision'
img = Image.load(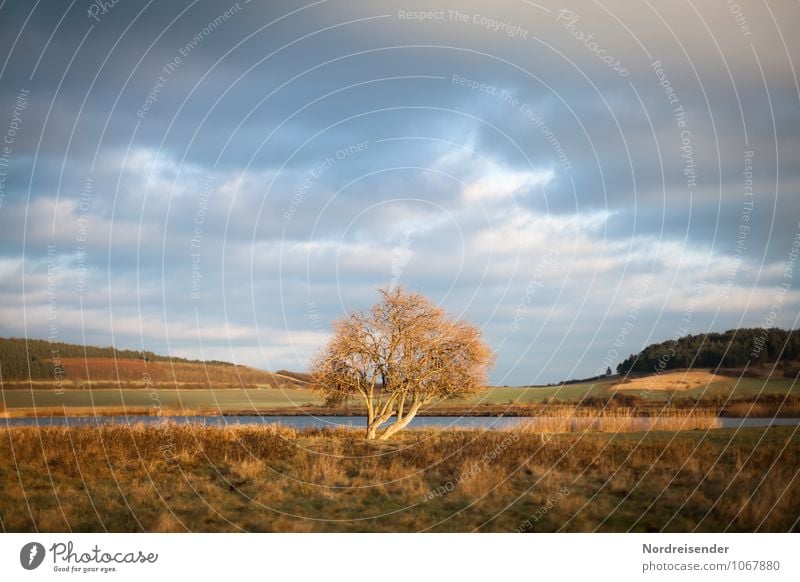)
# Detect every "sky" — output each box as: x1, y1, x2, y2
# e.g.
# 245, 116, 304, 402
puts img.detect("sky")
0, 0, 798, 385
